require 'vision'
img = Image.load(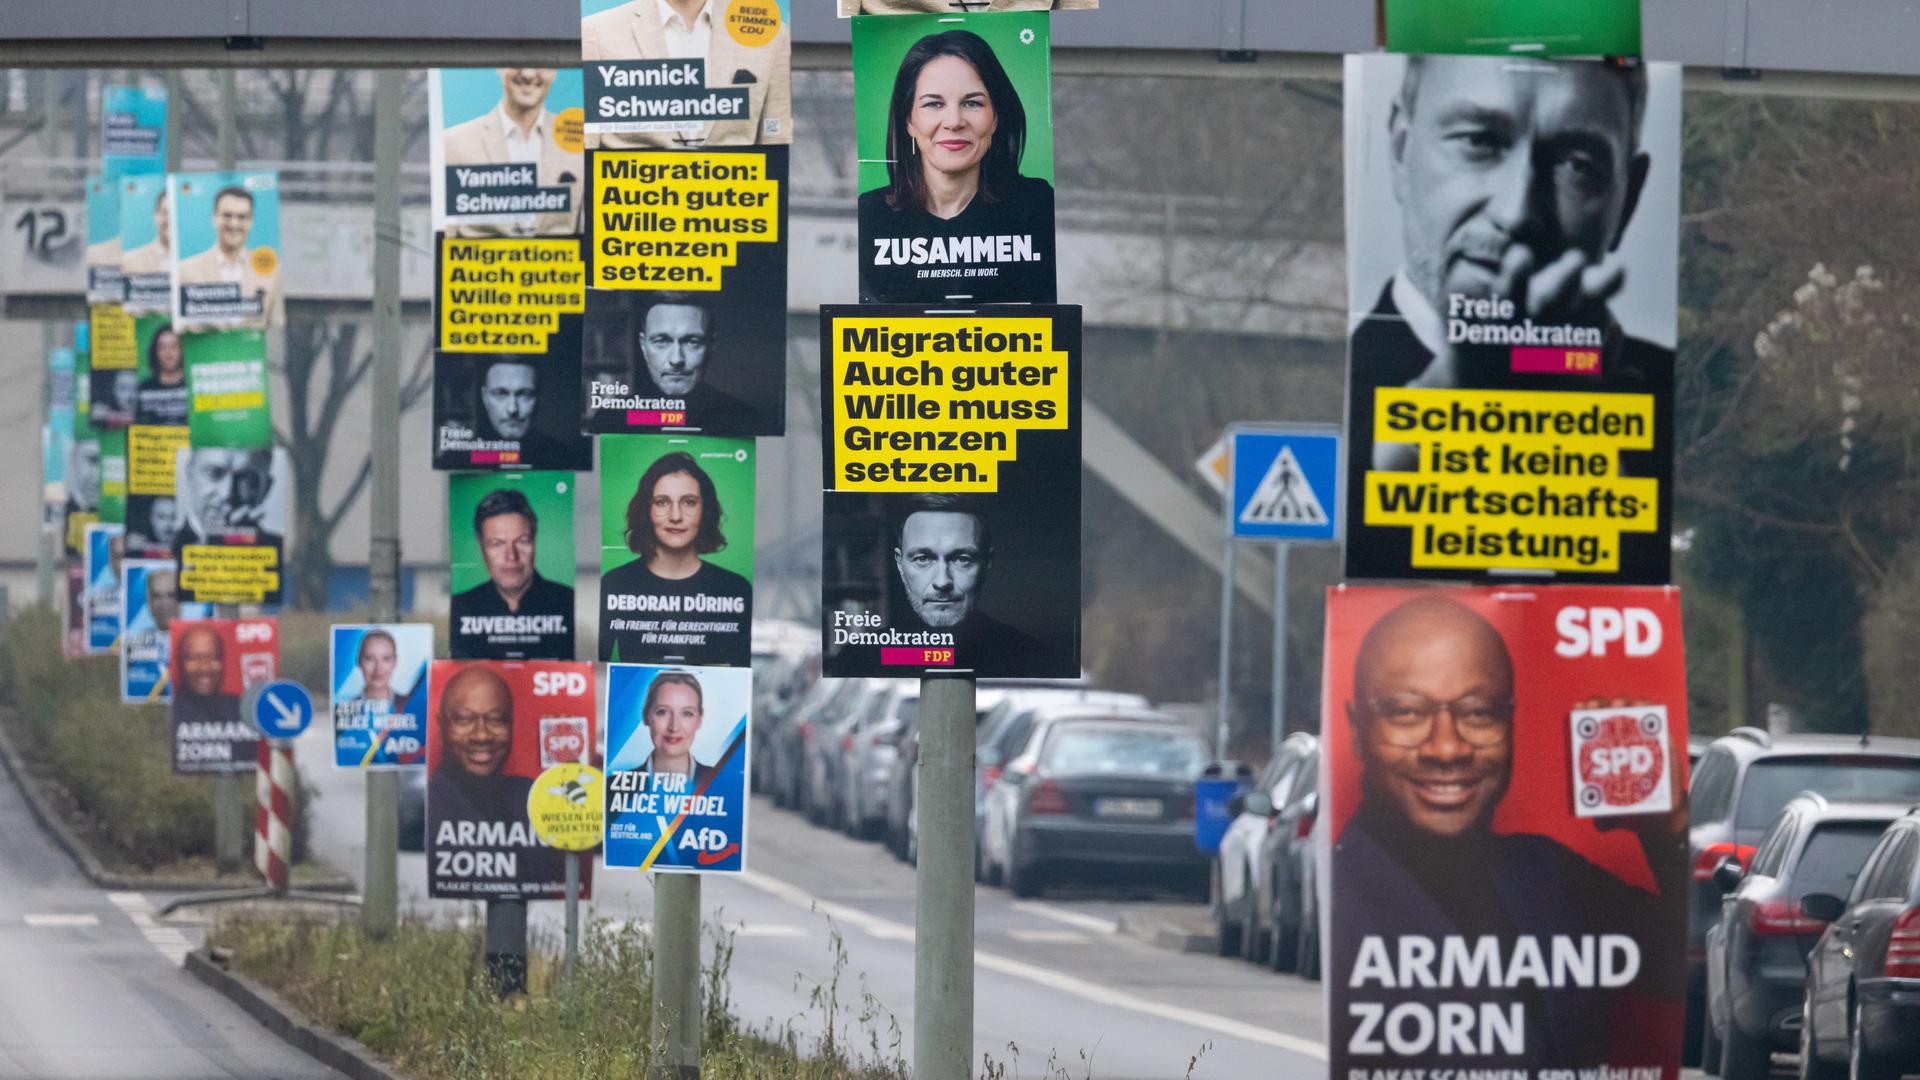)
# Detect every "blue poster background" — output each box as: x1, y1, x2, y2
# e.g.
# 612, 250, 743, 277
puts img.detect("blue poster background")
603, 663, 750, 873
329, 624, 433, 768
